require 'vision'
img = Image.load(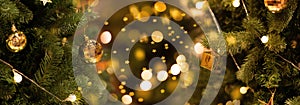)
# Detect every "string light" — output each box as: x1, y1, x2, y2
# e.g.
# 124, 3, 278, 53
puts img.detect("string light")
232, 0, 240, 7
13, 71, 22, 83
261, 35, 269, 43
239, 86, 249, 94
64, 94, 77, 102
